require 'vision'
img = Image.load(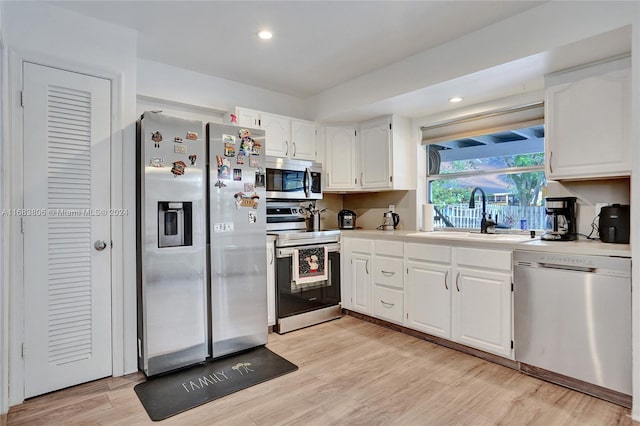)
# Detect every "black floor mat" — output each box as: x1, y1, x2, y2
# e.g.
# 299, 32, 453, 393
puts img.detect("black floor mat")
134, 346, 298, 421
